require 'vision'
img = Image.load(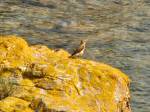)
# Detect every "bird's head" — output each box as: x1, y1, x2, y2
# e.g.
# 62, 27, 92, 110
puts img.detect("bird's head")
80, 39, 88, 45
